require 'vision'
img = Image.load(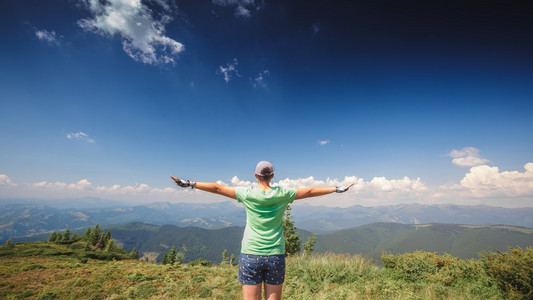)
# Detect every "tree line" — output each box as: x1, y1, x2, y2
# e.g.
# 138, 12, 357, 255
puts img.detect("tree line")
47, 224, 139, 259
